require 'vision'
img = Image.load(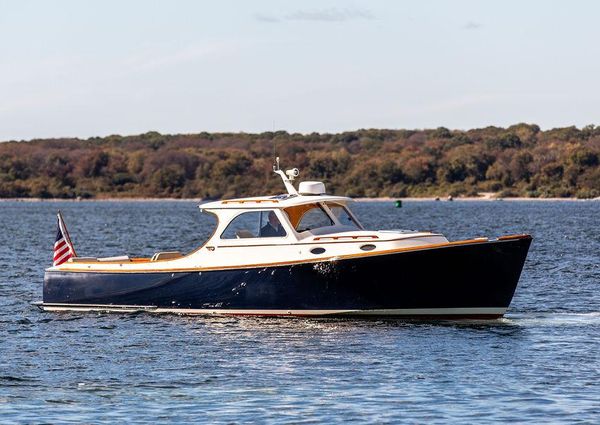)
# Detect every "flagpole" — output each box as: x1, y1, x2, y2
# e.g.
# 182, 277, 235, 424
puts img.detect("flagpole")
57, 210, 77, 257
